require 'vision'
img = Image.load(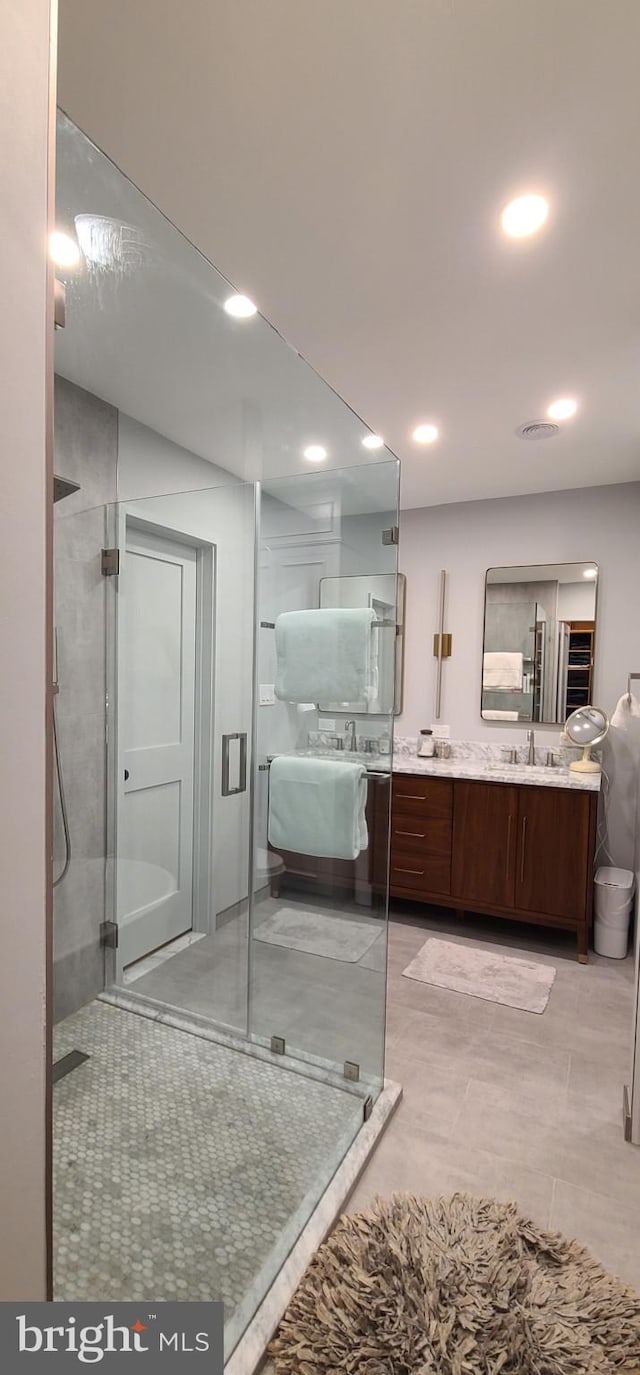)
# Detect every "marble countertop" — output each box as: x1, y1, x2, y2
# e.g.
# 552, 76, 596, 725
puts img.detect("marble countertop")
276, 748, 600, 792
391, 755, 601, 791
